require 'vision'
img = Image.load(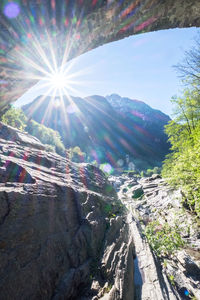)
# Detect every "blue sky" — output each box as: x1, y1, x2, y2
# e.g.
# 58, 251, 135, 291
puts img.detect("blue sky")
16, 27, 199, 116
